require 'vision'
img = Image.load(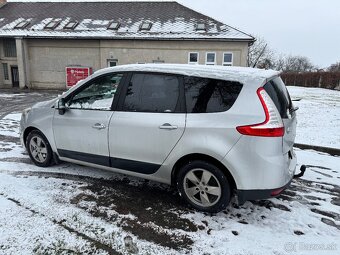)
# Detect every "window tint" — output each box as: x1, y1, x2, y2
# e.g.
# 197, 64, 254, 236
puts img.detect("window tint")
184, 76, 243, 113
67, 73, 123, 110
263, 77, 292, 118
123, 73, 180, 113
